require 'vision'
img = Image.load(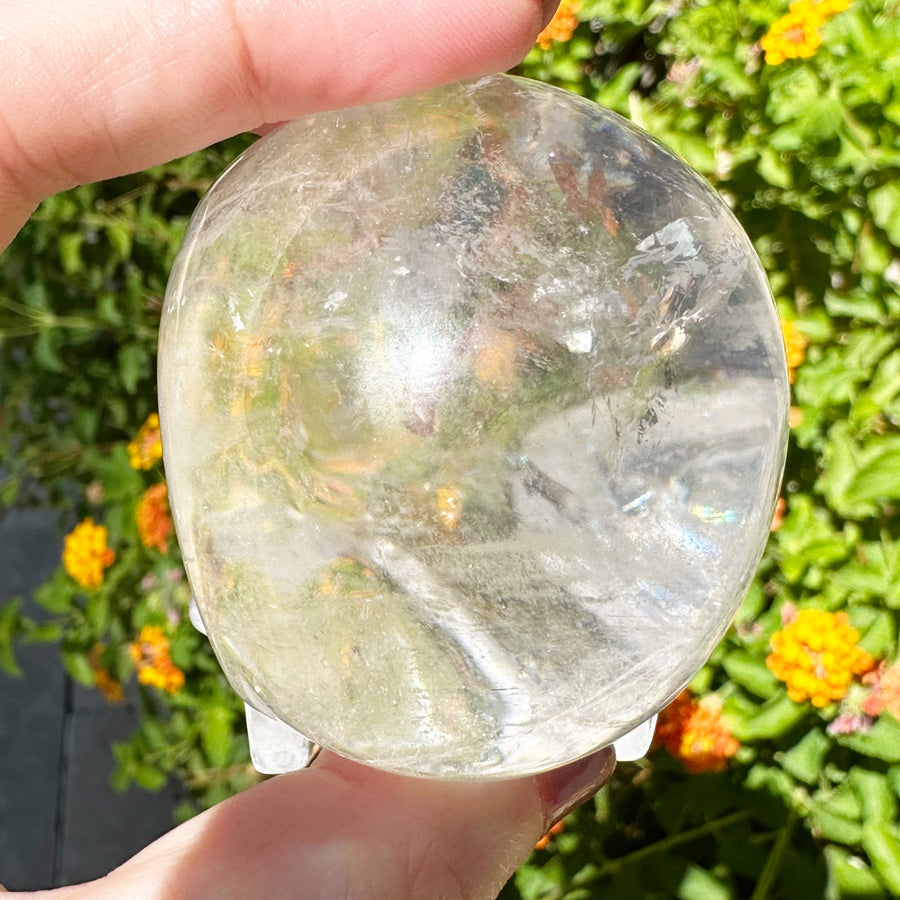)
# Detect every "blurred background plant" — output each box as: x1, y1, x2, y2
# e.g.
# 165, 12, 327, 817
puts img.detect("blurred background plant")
2, 0, 900, 895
